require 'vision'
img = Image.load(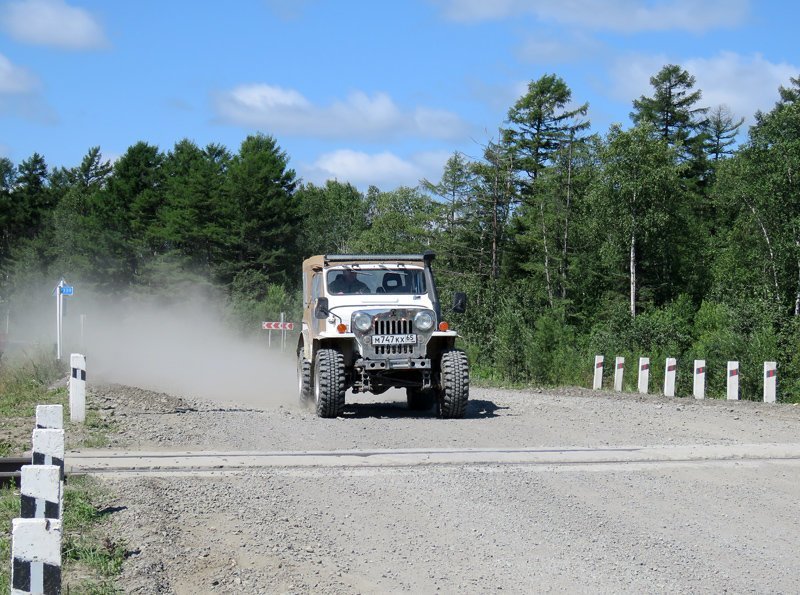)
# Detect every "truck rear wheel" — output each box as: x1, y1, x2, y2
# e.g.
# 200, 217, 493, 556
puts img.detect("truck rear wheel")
297, 350, 312, 404
314, 348, 346, 418
438, 349, 469, 419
